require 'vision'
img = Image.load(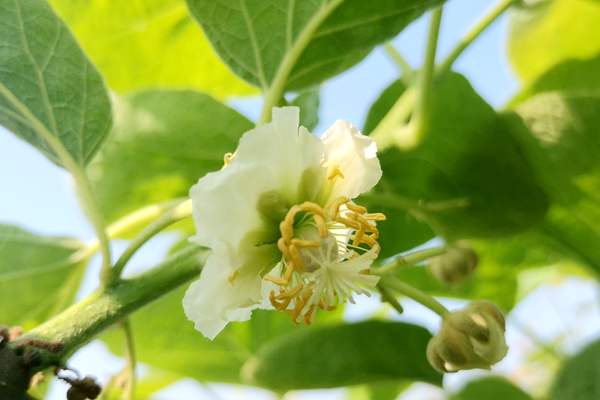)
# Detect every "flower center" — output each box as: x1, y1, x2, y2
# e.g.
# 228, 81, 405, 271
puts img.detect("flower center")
264, 196, 385, 324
